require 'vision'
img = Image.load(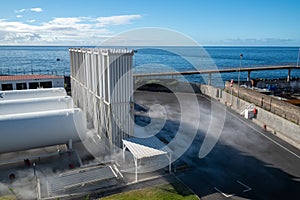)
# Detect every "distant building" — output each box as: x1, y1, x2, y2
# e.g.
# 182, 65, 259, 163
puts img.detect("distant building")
0, 75, 64, 91
69, 48, 134, 149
